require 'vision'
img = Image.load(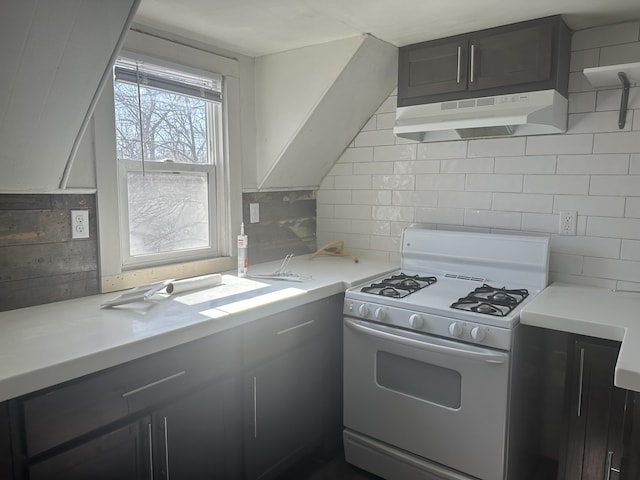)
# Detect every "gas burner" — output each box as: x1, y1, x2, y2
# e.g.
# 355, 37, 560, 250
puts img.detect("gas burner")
450, 284, 529, 317
361, 272, 437, 298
